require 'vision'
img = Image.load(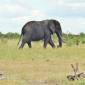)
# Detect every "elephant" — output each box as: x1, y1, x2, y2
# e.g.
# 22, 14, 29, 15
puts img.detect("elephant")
18, 19, 62, 48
